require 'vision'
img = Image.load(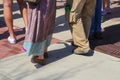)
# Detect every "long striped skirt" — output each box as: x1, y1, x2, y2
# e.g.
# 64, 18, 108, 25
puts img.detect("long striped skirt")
23, 0, 56, 56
